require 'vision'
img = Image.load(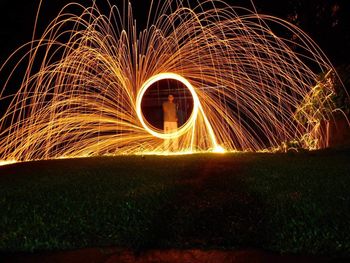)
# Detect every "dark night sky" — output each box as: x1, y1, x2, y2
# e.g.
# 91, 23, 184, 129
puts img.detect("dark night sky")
0, 0, 349, 75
